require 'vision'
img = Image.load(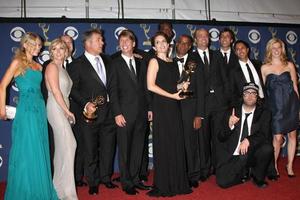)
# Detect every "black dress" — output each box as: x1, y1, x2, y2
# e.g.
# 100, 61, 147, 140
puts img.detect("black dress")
265, 71, 299, 135
151, 57, 191, 196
